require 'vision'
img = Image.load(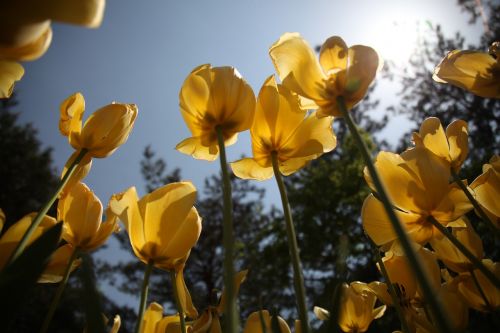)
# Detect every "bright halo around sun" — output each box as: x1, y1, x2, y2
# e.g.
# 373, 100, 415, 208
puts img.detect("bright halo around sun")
369, 19, 420, 66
